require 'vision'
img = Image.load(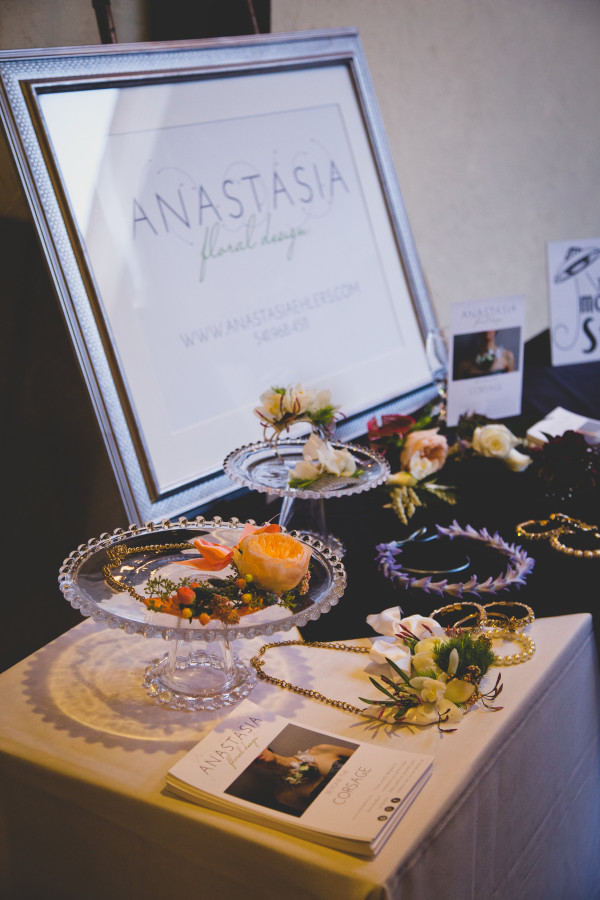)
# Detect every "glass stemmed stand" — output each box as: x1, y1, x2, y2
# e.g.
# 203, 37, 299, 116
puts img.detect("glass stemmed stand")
58, 518, 346, 711
223, 438, 390, 556
425, 326, 449, 421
